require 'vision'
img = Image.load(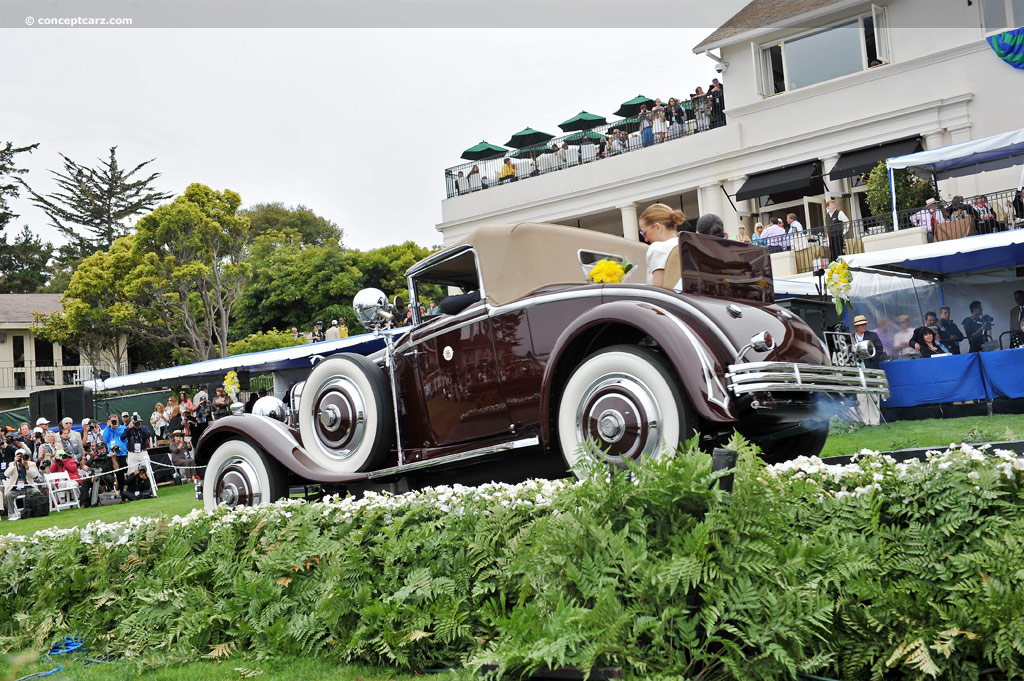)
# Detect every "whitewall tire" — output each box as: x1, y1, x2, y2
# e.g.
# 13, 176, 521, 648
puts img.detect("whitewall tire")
297, 354, 393, 473
557, 345, 693, 478
203, 438, 288, 511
